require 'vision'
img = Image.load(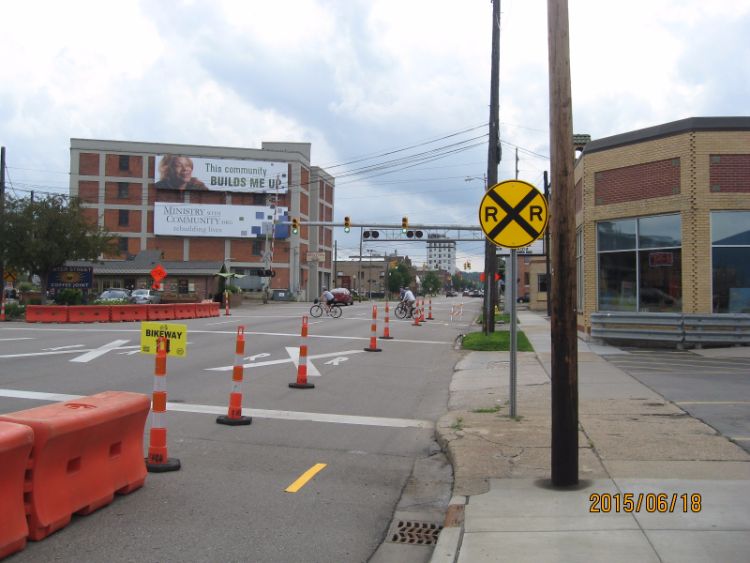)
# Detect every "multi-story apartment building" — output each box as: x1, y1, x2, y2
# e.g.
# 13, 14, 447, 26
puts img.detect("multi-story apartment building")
69, 139, 334, 300
426, 233, 456, 275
